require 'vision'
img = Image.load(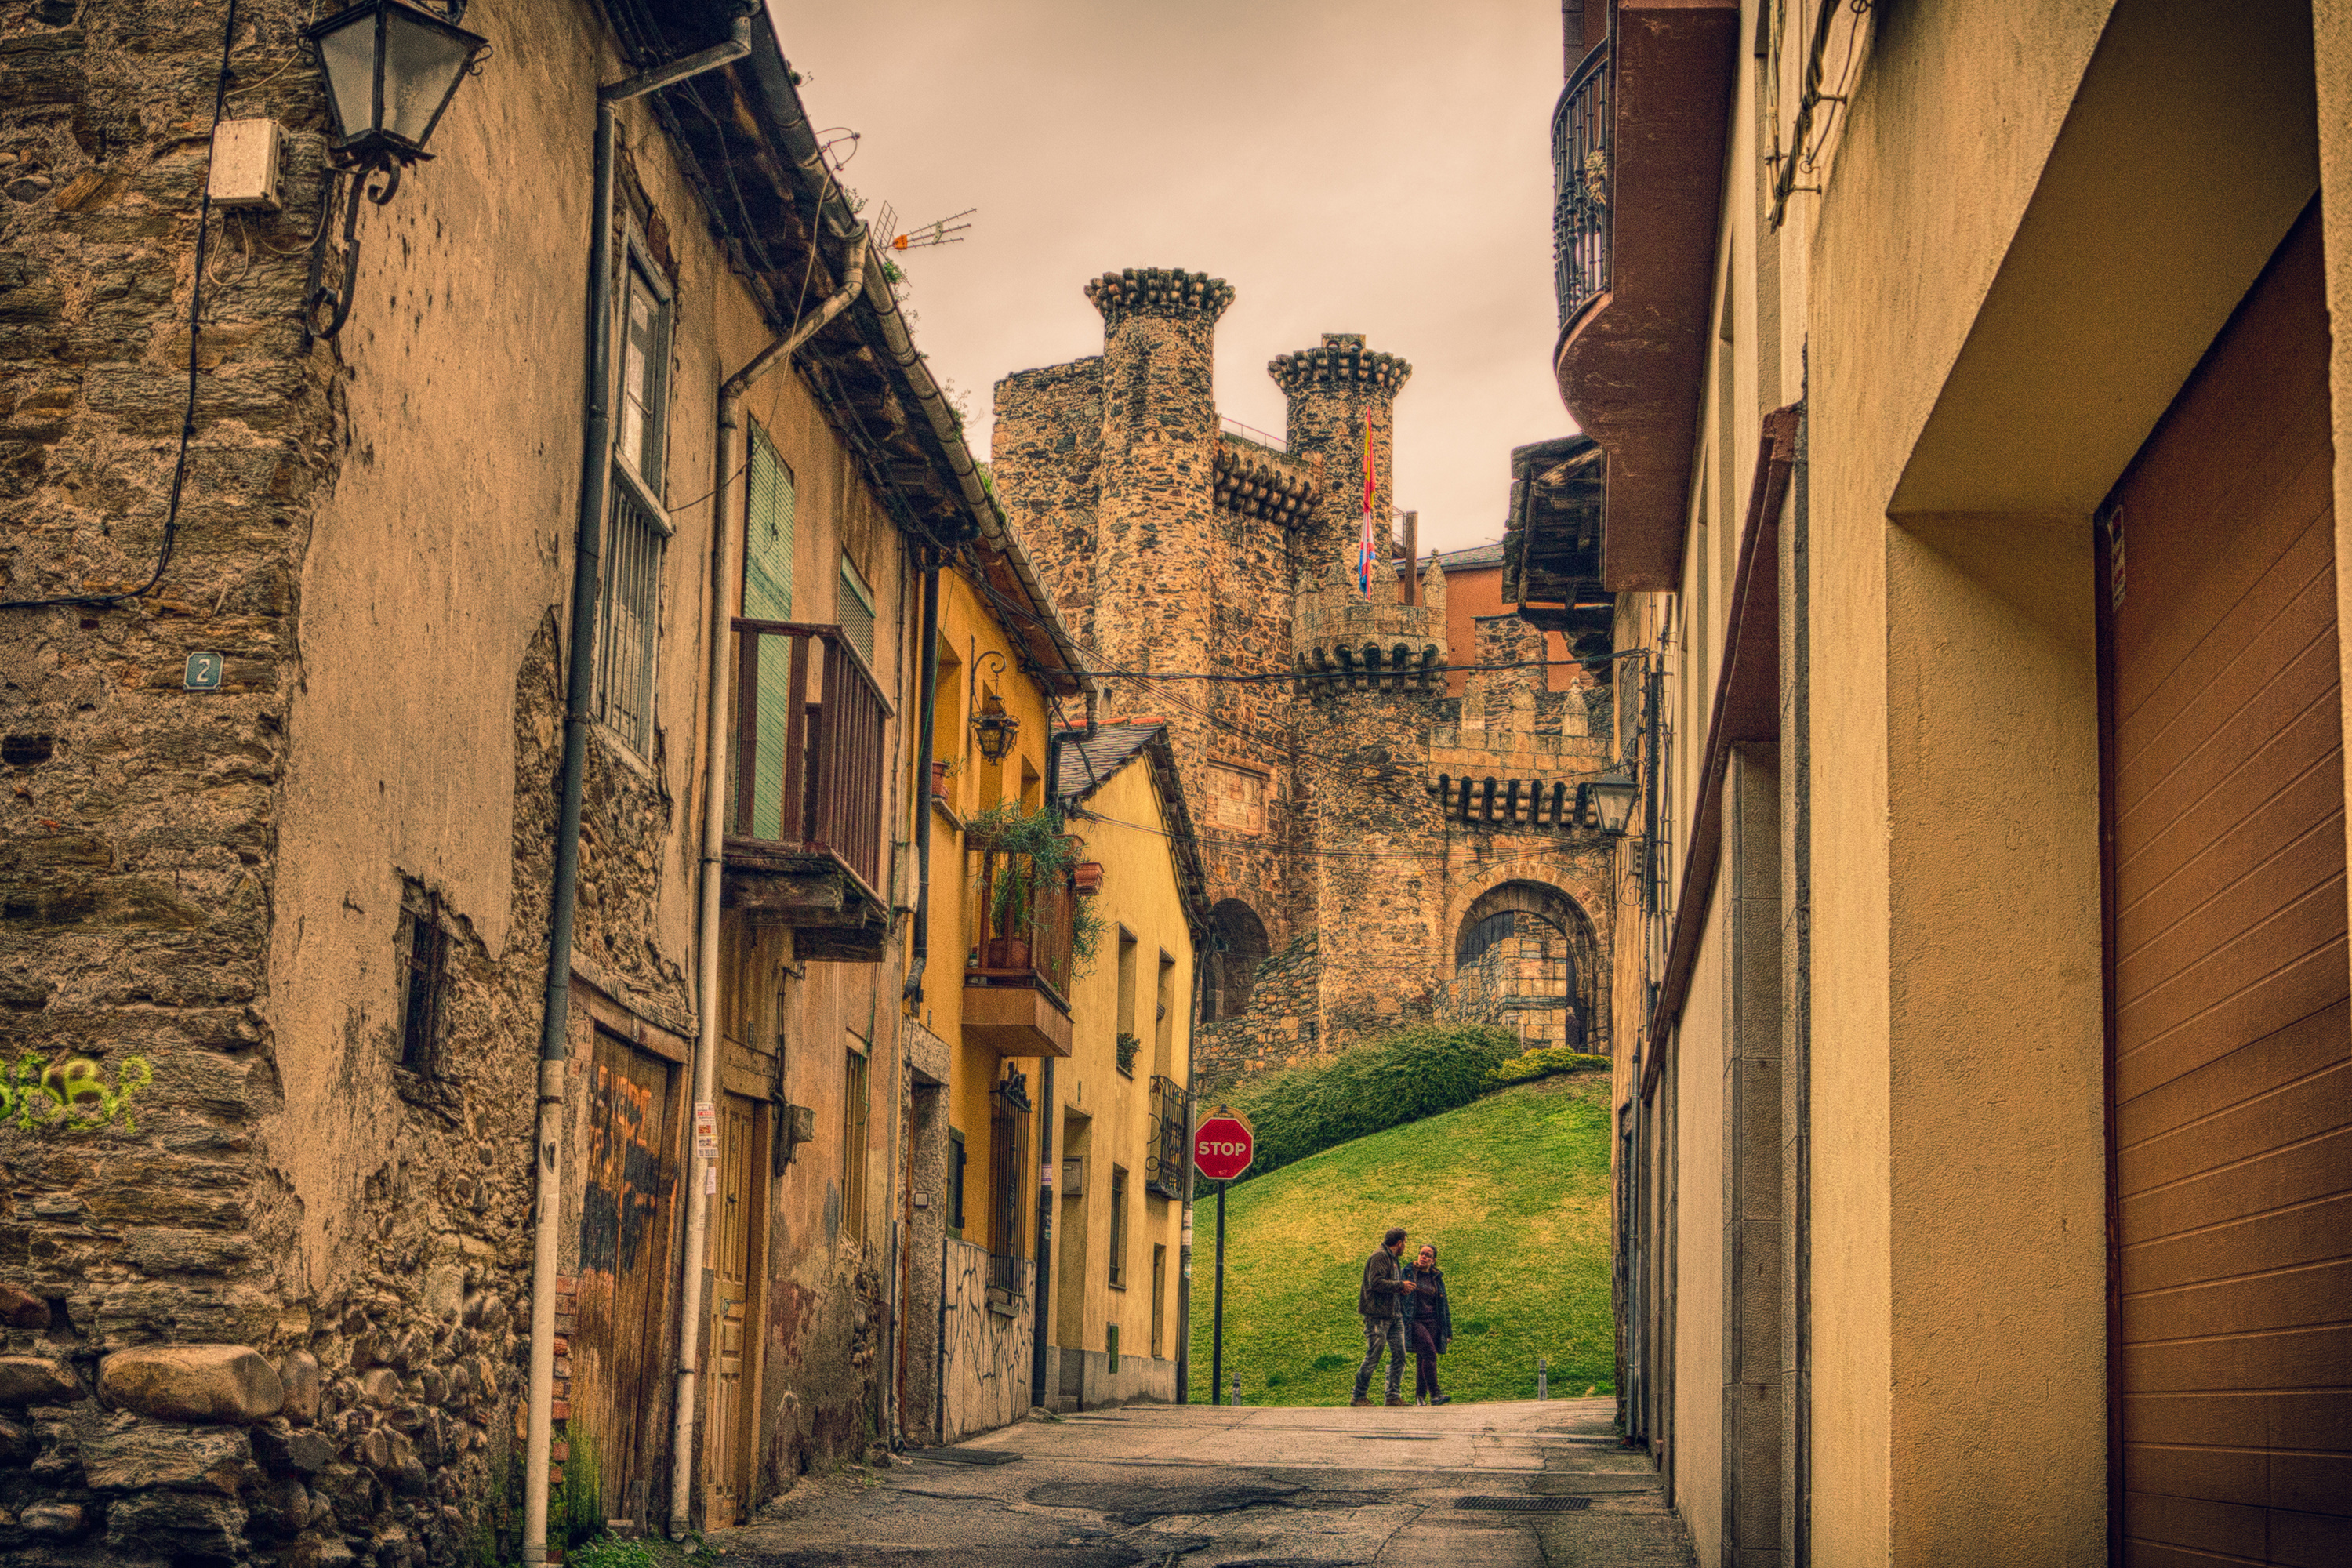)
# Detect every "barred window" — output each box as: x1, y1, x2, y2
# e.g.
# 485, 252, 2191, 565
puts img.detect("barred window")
594, 249, 672, 756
